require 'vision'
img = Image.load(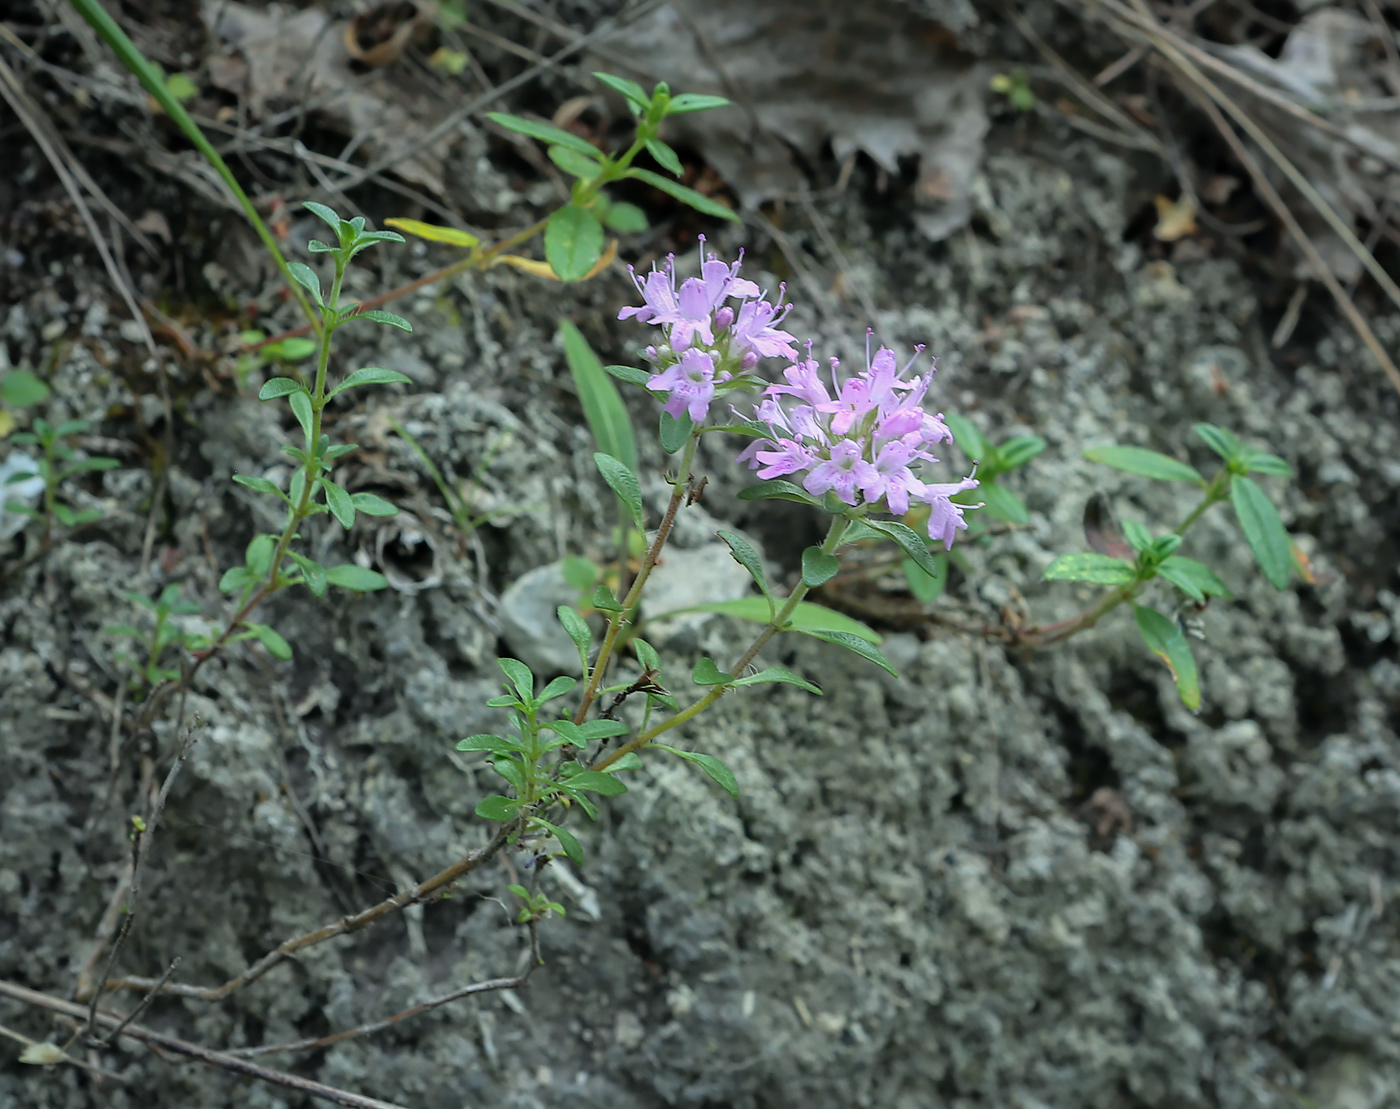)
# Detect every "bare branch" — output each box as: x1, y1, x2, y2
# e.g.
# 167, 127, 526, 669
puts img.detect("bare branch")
0, 980, 407, 1109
